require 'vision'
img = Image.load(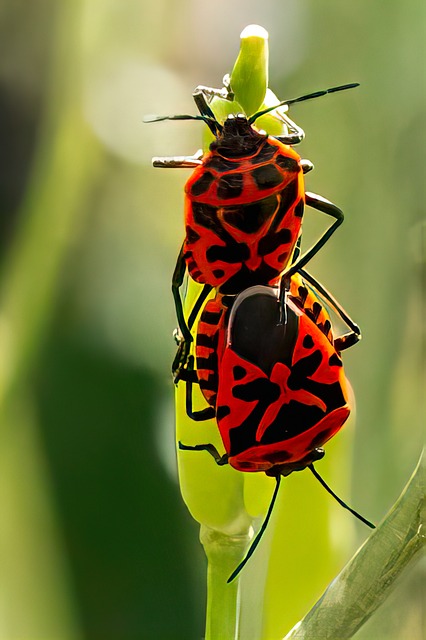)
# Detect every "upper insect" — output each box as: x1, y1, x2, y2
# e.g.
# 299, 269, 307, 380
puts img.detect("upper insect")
146, 82, 359, 378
